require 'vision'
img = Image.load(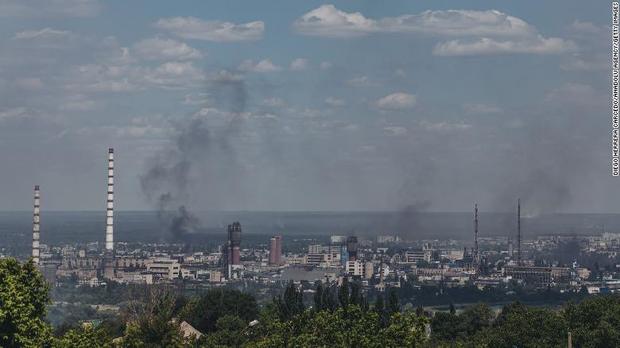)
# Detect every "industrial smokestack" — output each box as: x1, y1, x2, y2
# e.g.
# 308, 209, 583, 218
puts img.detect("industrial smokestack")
474, 203, 479, 267
517, 198, 521, 265
269, 235, 282, 265
346, 236, 358, 261
105, 148, 114, 253
32, 185, 40, 265
227, 222, 241, 265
